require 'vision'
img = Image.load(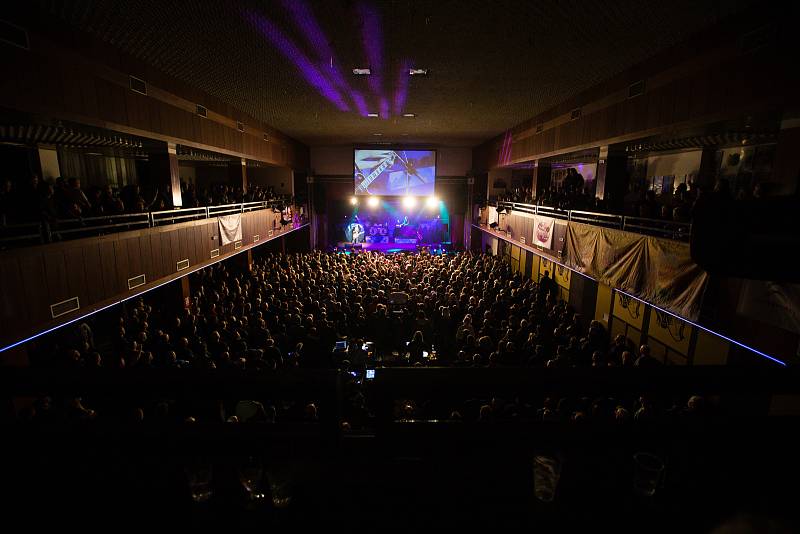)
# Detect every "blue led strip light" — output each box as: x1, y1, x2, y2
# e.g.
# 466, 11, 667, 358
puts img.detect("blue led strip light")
615, 288, 787, 367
